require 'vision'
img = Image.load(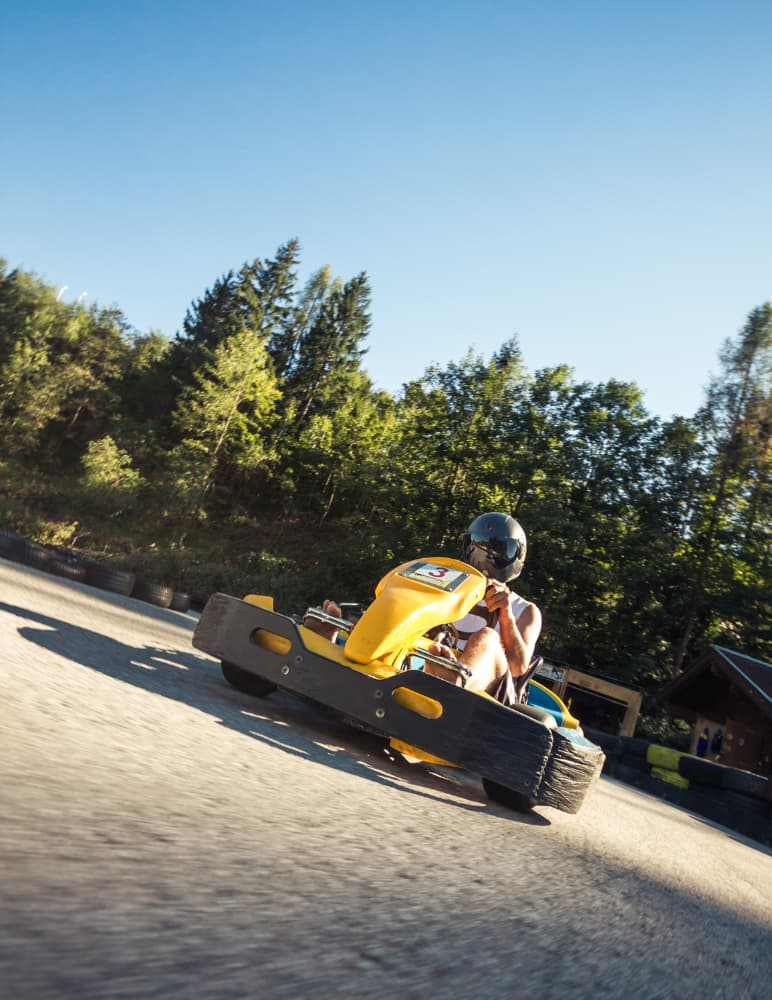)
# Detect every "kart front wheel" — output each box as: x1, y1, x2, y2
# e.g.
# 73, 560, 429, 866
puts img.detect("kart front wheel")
221, 660, 277, 697
482, 778, 536, 812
